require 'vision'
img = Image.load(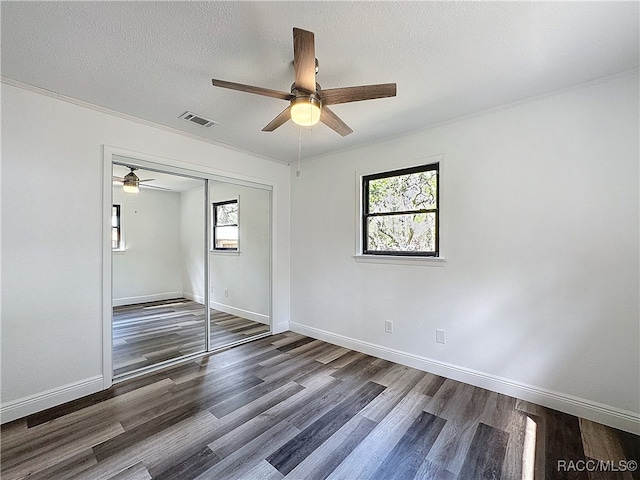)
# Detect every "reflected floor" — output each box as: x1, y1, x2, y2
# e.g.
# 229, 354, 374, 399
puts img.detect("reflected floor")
113, 298, 270, 376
